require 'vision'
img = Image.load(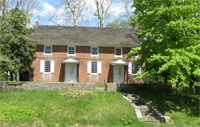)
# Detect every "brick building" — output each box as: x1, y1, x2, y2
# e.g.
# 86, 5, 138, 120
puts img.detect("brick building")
28, 25, 144, 83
